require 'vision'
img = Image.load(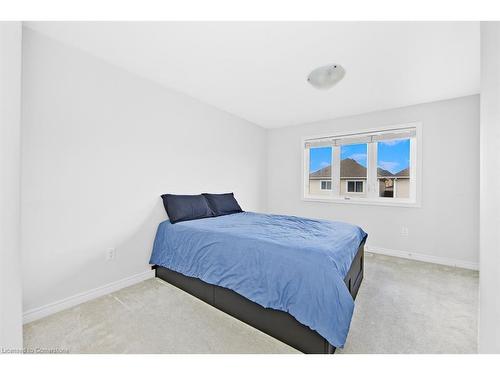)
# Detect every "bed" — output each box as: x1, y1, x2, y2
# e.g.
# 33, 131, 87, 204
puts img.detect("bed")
150, 211, 367, 354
